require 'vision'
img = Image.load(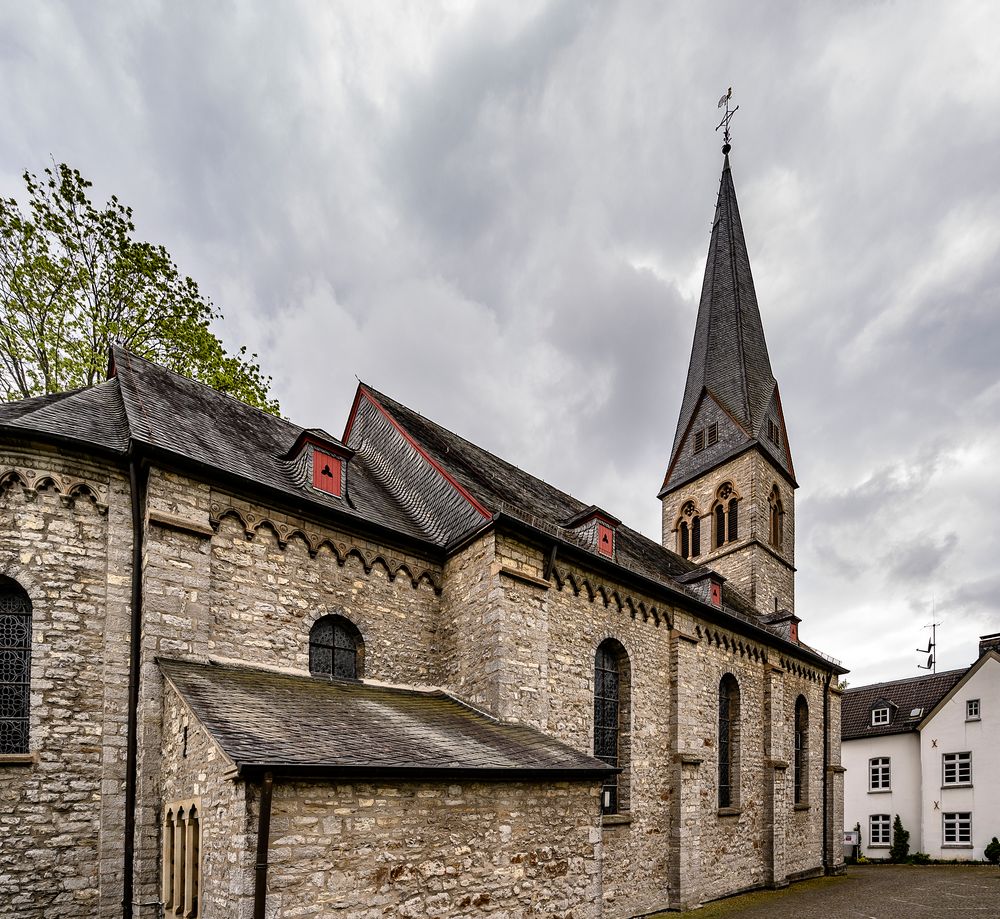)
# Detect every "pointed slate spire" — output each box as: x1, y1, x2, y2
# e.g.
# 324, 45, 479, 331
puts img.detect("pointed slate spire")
660, 152, 794, 495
